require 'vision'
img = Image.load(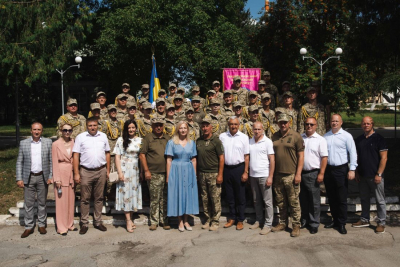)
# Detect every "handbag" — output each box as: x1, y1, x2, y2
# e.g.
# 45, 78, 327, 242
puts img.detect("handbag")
108, 163, 119, 183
